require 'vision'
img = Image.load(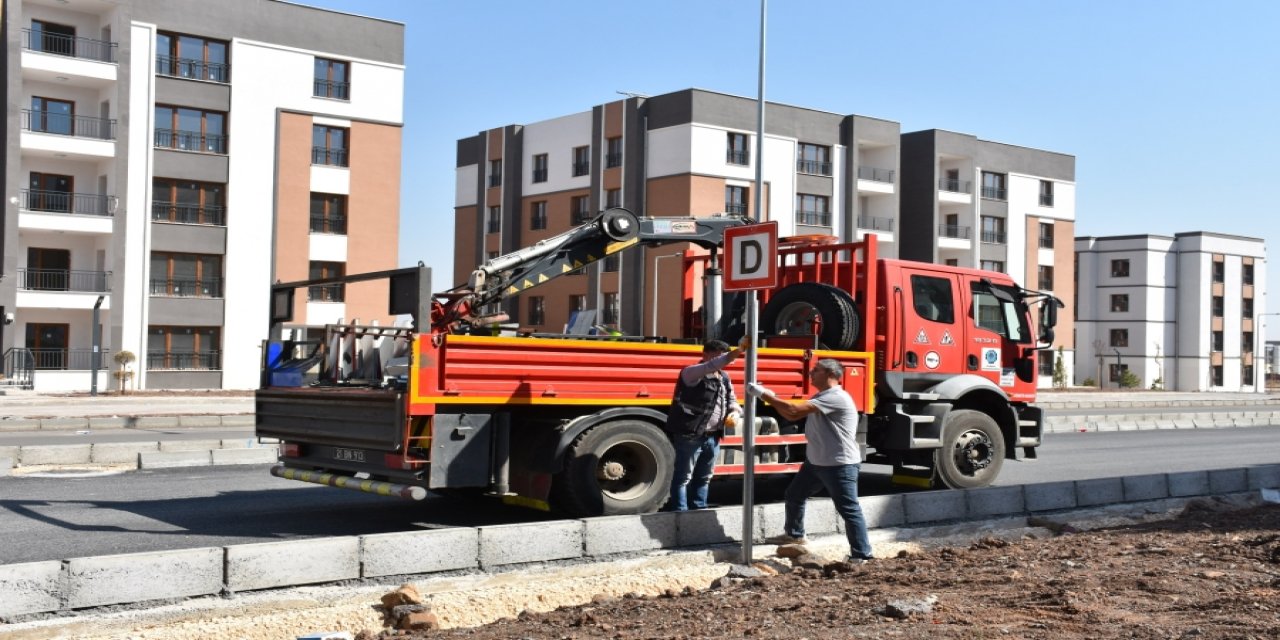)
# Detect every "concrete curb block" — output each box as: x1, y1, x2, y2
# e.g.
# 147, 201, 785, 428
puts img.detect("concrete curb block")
19, 444, 92, 466
139, 450, 212, 469
211, 448, 278, 465
3, 463, 1278, 618
90, 442, 159, 464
